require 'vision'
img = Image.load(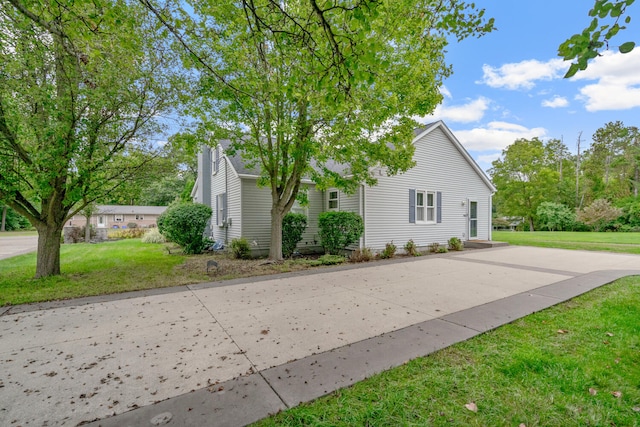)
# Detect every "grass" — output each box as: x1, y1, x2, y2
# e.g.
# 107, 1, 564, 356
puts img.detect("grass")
494, 231, 640, 254
0, 239, 206, 306
255, 276, 640, 426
